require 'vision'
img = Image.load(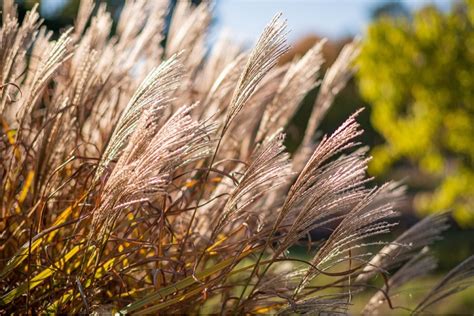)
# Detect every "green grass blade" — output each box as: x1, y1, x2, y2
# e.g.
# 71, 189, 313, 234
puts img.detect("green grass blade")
119, 247, 260, 314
